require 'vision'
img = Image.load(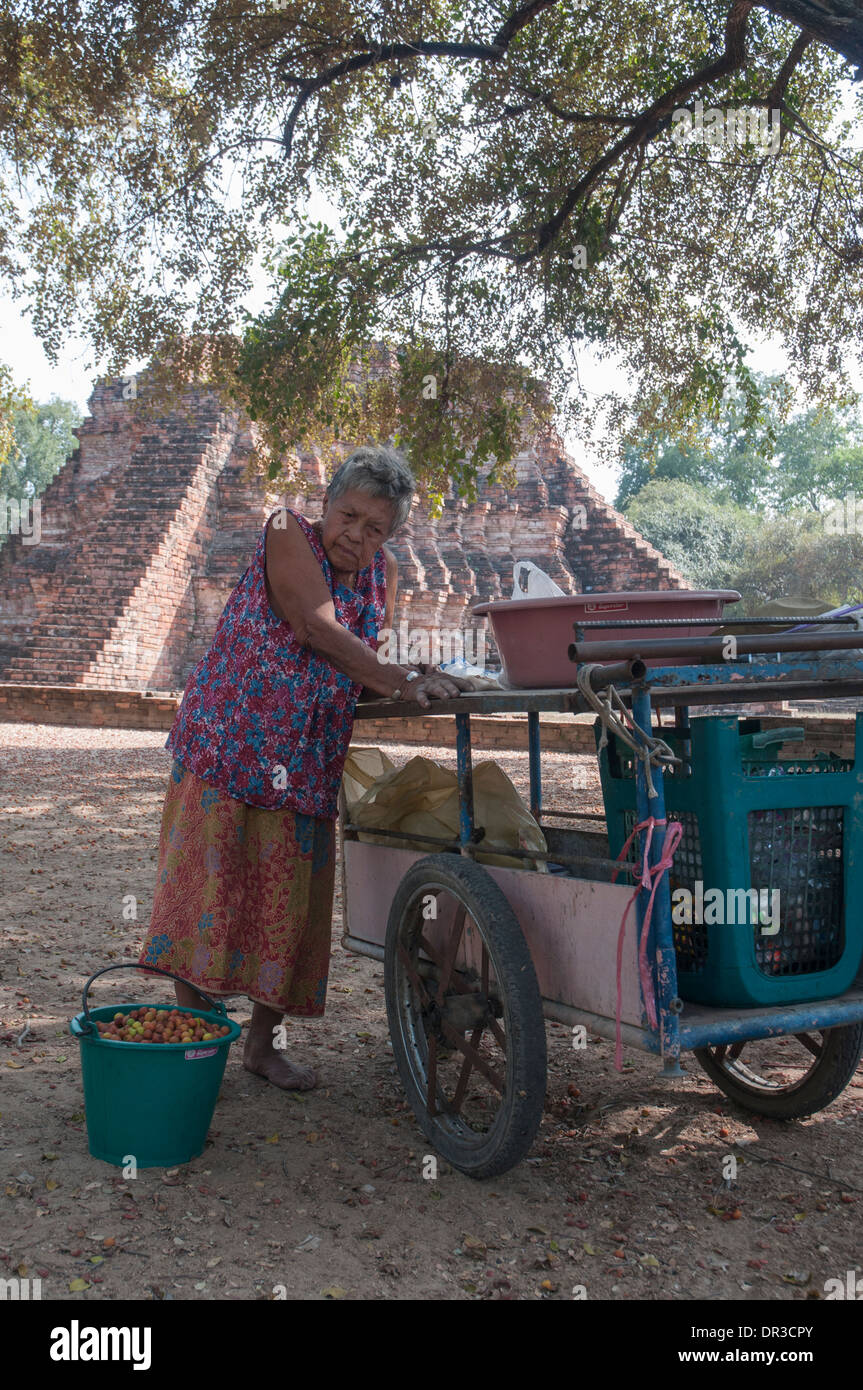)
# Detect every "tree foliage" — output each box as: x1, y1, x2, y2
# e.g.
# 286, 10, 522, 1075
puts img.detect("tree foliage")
729, 512, 863, 606
1, 1, 862, 496
623, 476, 863, 604
0, 396, 82, 501
615, 375, 863, 511
0, 363, 33, 473
622, 477, 758, 587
